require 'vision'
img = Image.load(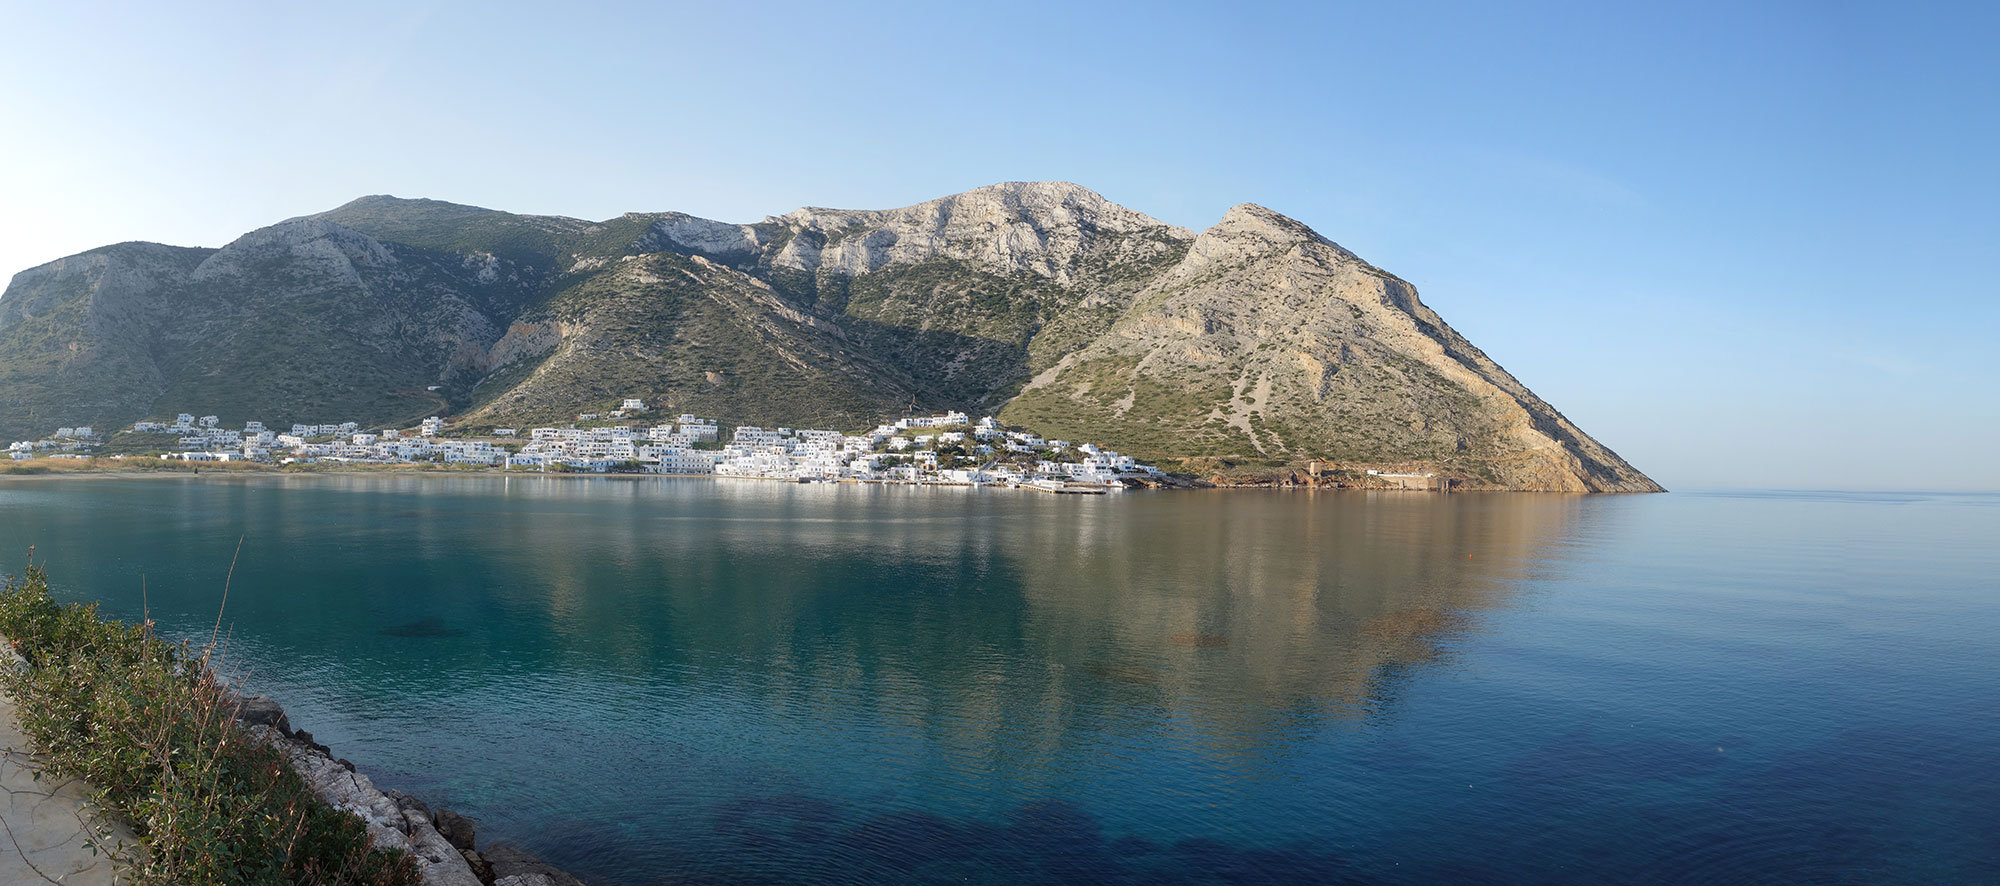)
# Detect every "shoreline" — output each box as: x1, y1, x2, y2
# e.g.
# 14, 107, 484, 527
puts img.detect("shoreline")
0, 468, 1645, 493
227, 690, 585, 886
3, 615, 587, 885
0, 462, 1660, 493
